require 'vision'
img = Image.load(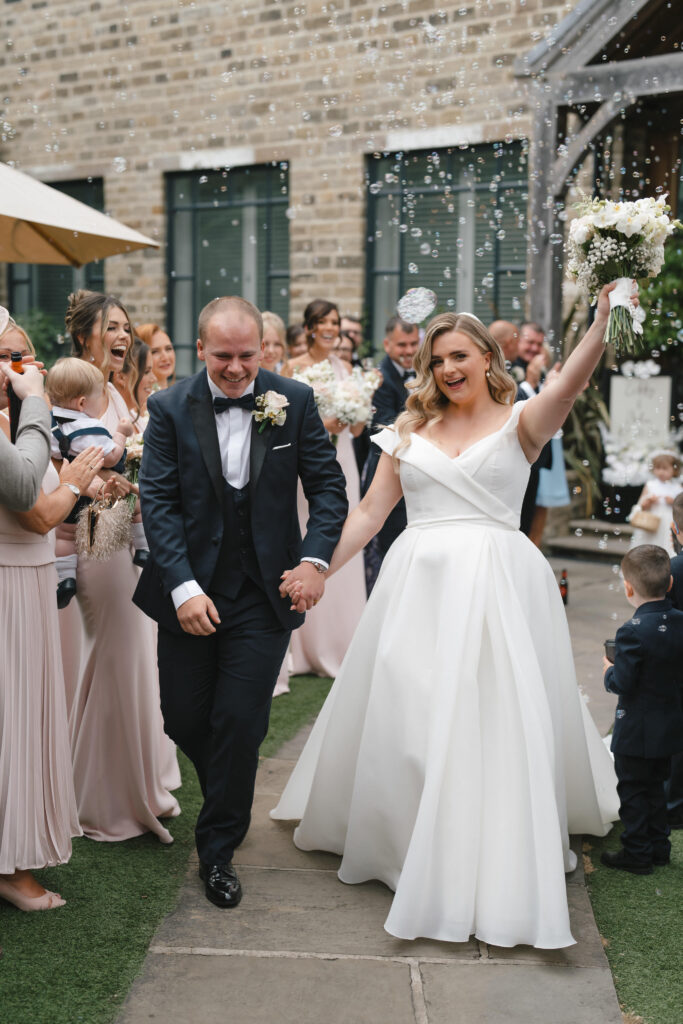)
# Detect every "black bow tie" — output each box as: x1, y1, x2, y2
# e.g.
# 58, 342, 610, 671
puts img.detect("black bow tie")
403, 369, 416, 381
213, 393, 256, 414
